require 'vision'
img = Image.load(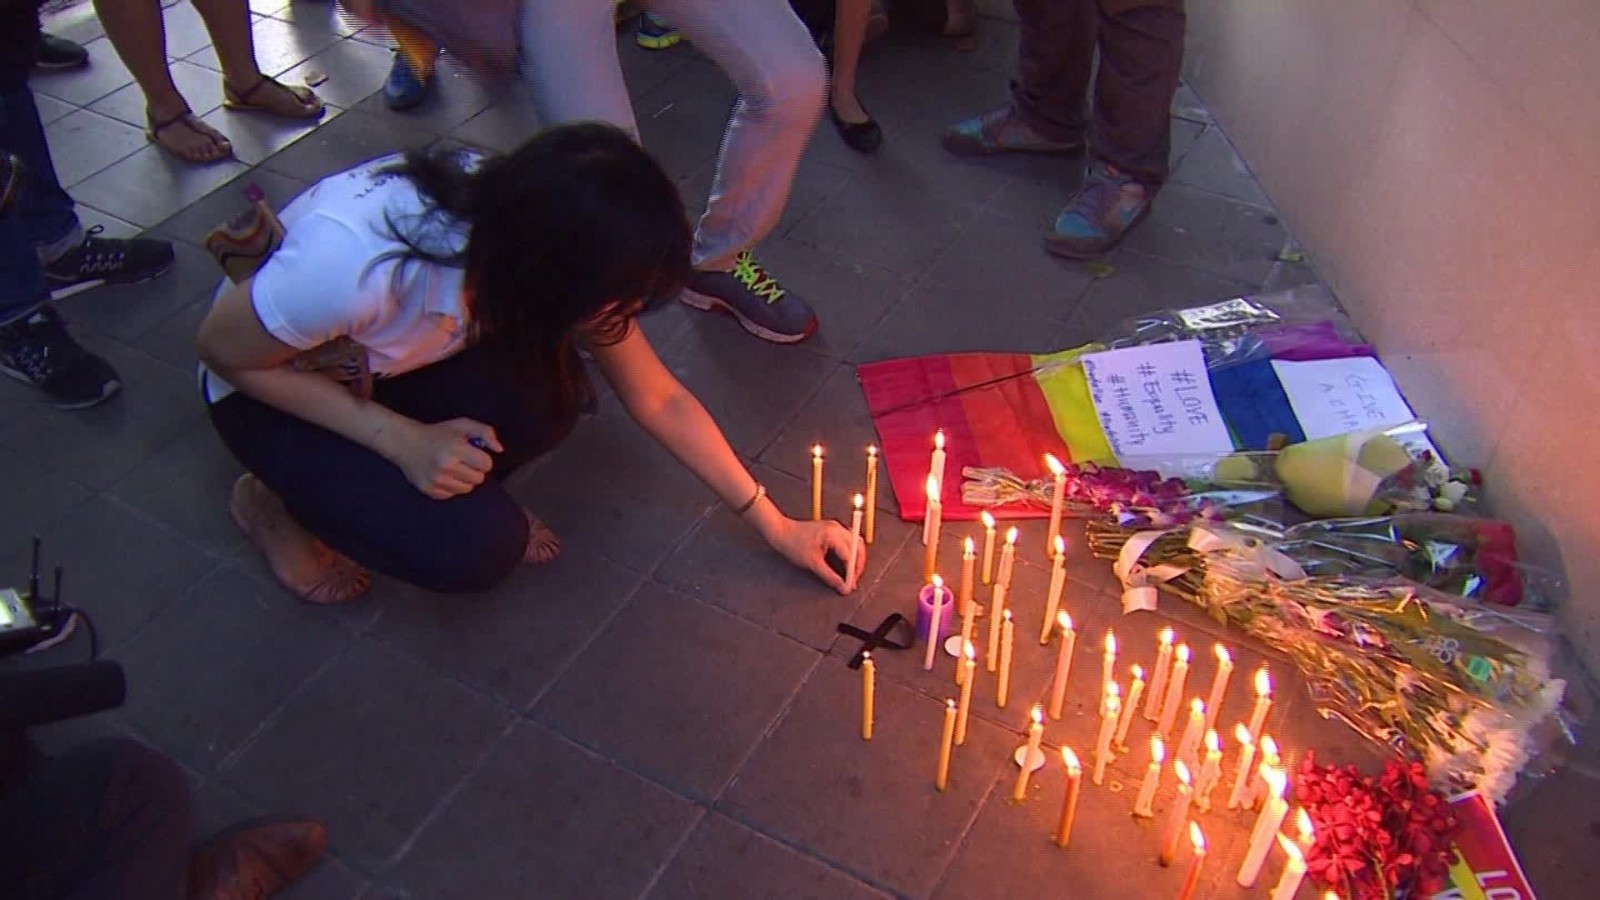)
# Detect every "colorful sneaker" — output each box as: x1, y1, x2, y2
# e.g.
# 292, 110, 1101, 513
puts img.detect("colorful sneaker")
43, 226, 175, 301
383, 51, 431, 111
681, 251, 818, 344
941, 105, 1083, 157
36, 33, 90, 71
636, 12, 681, 50
0, 306, 121, 409
1045, 166, 1151, 260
